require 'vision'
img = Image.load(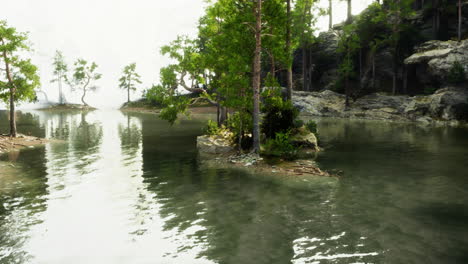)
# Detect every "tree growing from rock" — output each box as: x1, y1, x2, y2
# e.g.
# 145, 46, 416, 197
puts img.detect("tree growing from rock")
0, 20, 40, 137
119, 63, 141, 103
51, 50, 68, 104
67, 59, 102, 106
